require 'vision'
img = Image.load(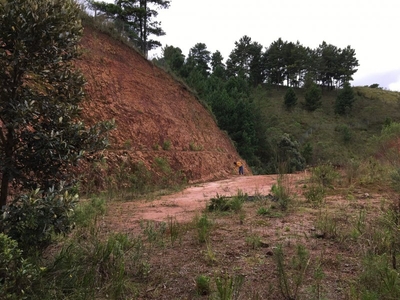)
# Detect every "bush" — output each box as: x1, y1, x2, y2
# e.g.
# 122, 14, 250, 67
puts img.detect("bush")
1, 185, 78, 254
0, 234, 41, 299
